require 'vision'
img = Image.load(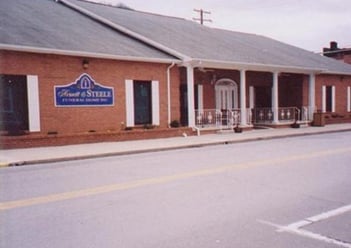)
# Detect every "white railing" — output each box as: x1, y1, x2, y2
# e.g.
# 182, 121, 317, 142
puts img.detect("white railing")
253, 108, 274, 124
252, 107, 311, 124
278, 107, 297, 122
195, 109, 252, 129
195, 107, 311, 129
